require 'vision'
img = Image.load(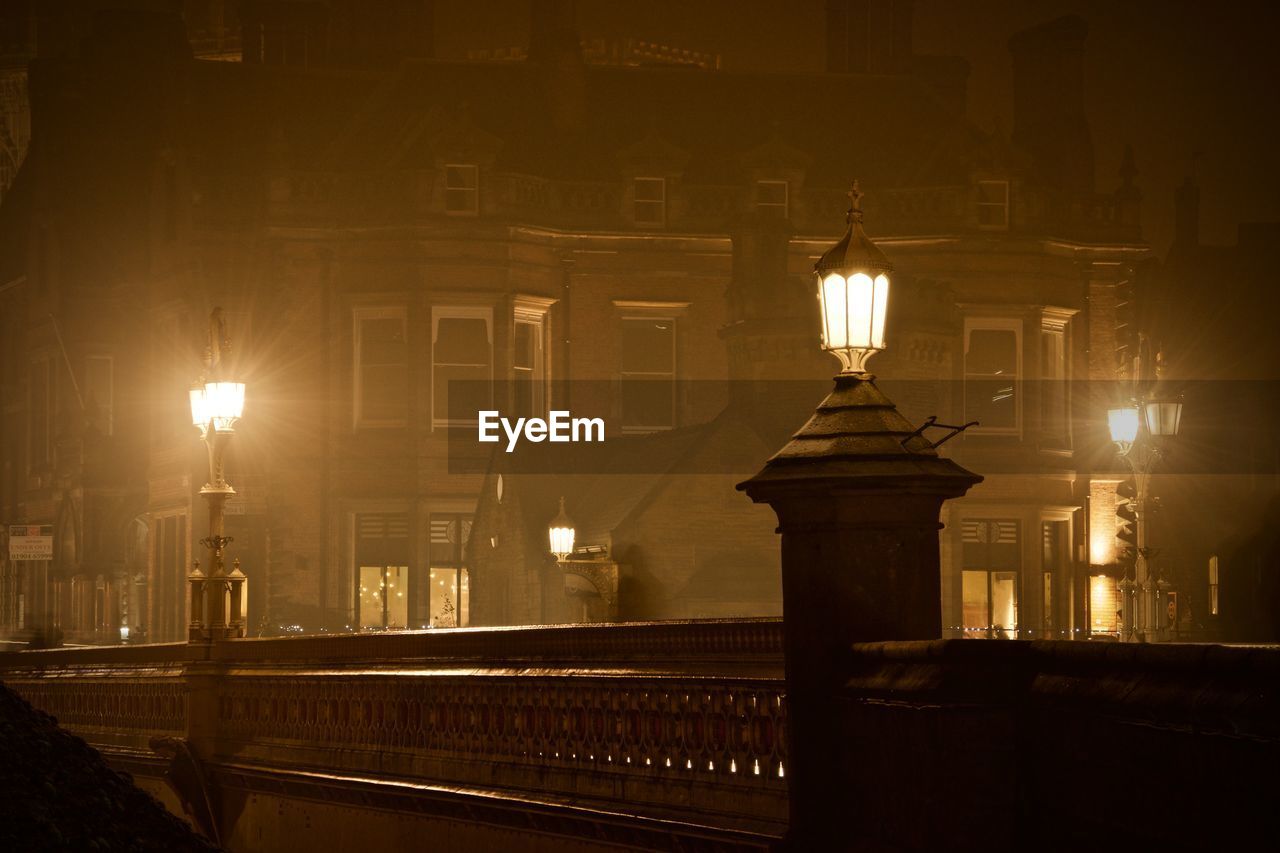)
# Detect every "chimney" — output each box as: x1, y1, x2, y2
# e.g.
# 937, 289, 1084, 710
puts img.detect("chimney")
1008, 16, 1094, 192
528, 0, 585, 134
826, 0, 914, 74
